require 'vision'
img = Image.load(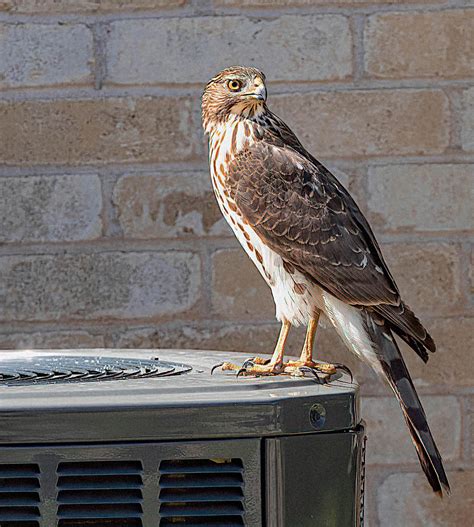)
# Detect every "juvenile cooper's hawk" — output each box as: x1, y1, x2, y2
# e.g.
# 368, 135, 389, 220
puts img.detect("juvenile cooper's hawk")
202, 66, 450, 496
